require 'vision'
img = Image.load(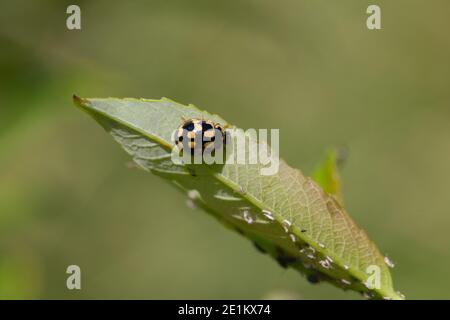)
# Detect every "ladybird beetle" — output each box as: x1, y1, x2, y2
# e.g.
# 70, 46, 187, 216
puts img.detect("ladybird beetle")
175, 118, 226, 155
